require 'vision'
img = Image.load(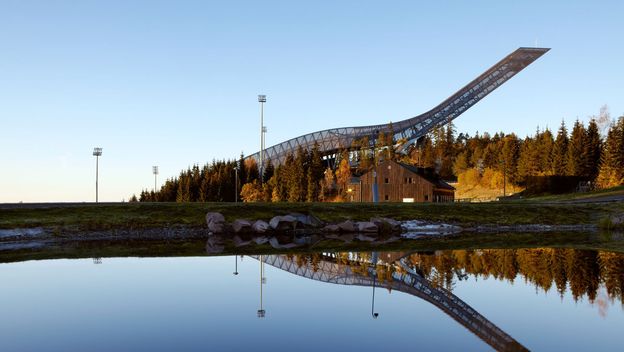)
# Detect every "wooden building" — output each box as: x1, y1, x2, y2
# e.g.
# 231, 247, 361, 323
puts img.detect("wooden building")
345, 160, 455, 203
